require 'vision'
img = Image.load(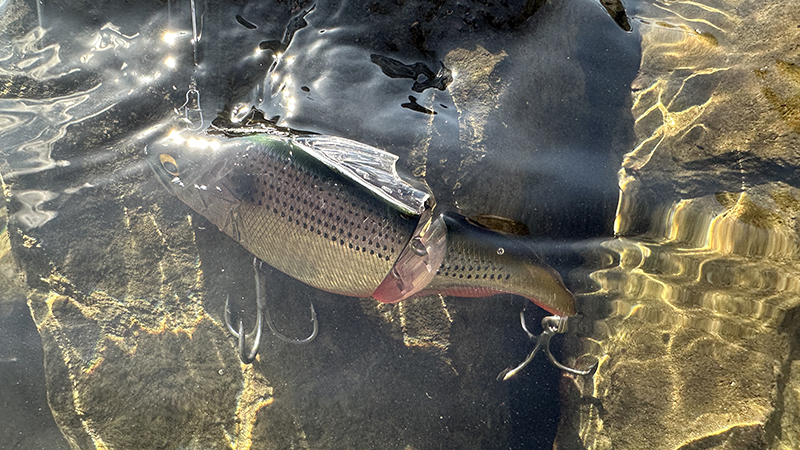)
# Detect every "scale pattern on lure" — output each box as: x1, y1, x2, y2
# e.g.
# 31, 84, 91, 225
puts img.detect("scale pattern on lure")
146, 127, 577, 317
419, 213, 576, 316
149, 131, 417, 297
